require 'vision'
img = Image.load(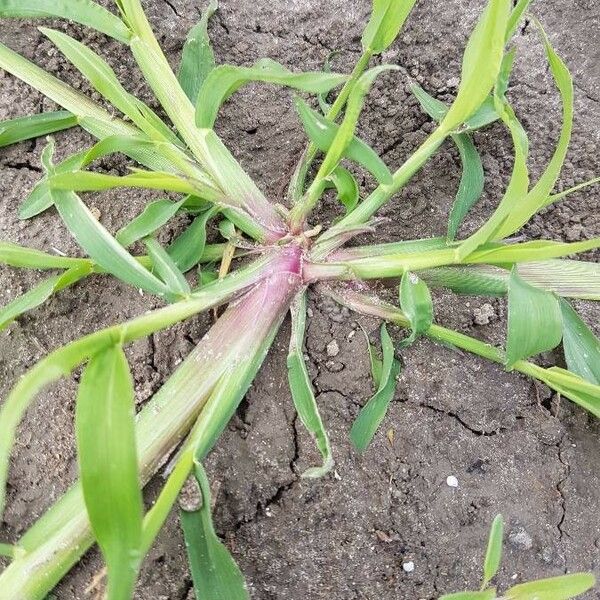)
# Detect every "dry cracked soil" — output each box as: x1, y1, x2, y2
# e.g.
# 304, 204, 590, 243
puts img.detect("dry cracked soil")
1, 0, 600, 598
